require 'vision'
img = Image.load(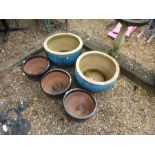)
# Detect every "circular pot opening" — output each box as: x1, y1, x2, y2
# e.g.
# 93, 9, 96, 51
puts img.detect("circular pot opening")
44, 33, 83, 54
41, 69, 71, 96
76, 51, 119, 85
63, 89, 96, 120
23, 56, 50, 76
